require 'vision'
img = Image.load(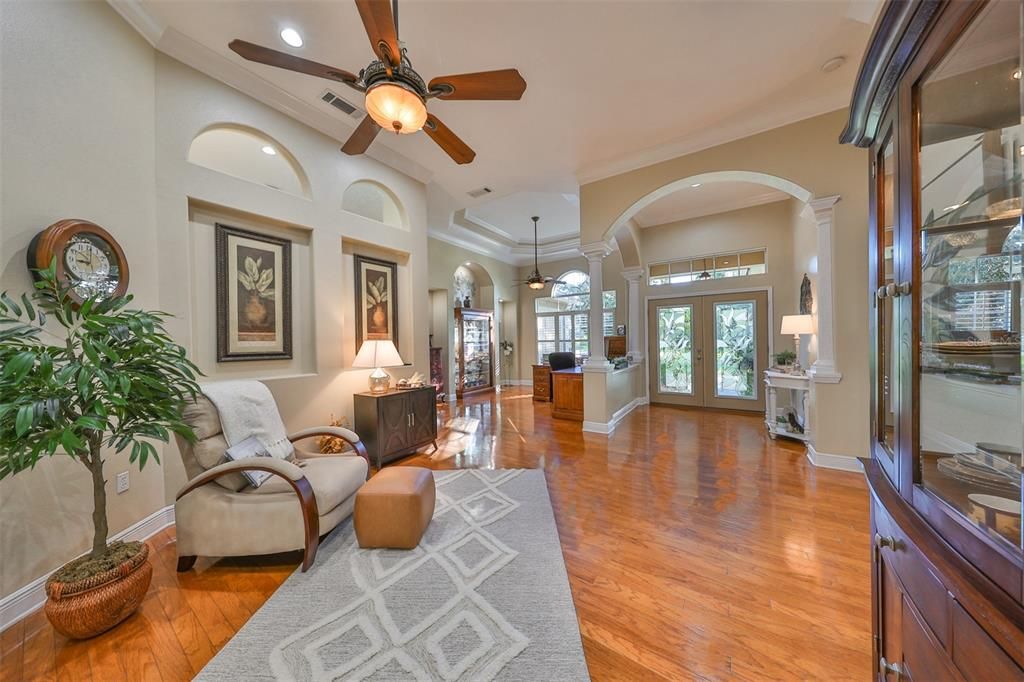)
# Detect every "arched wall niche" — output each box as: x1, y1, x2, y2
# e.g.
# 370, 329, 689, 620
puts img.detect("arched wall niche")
187, 123, 311, 198
343, 179, 408, 230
